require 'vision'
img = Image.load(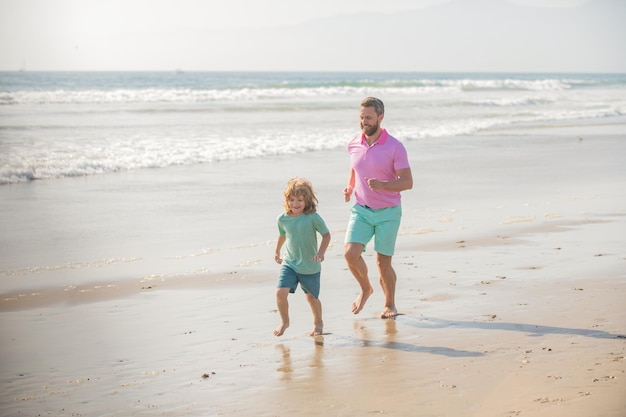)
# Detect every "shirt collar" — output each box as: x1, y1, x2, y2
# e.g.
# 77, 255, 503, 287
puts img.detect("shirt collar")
361, 128, 389, 146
